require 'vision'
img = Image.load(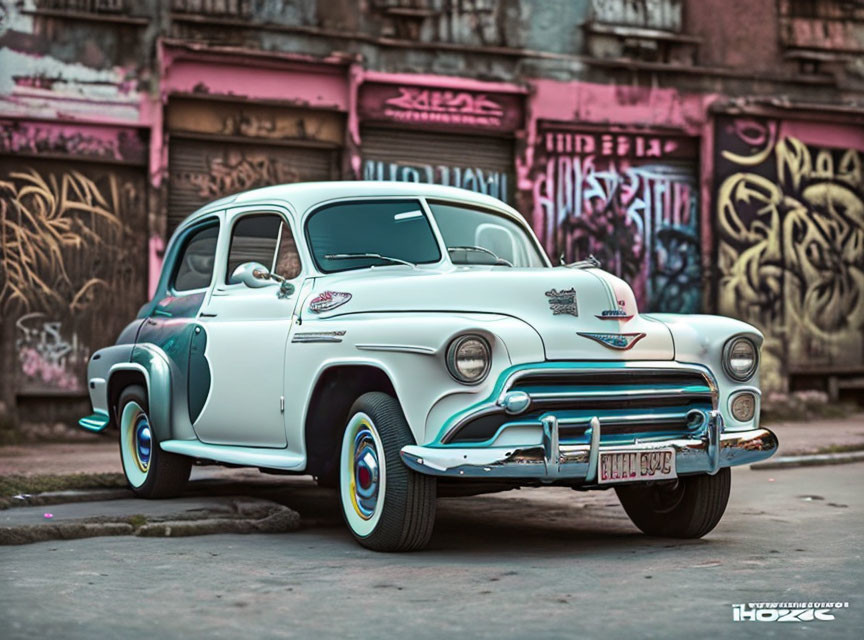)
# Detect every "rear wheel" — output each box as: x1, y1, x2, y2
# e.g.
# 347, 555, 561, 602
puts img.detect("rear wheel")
615, 468, 731, 538
339, 392, 436, 552
117, 385, 191, 498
